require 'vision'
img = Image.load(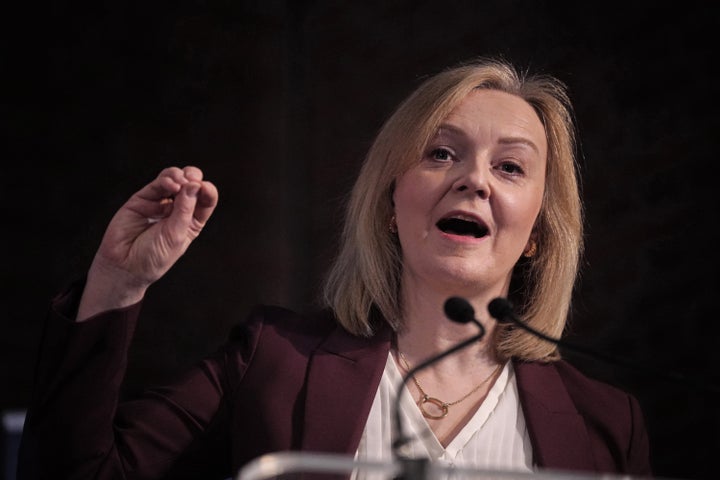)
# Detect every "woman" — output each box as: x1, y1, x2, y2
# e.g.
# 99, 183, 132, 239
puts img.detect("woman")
18, 57, 651, 479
